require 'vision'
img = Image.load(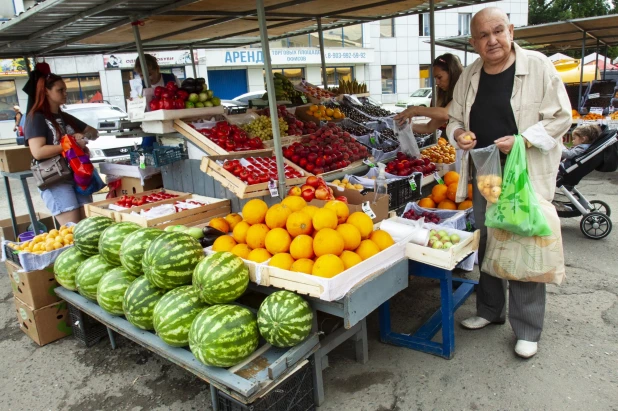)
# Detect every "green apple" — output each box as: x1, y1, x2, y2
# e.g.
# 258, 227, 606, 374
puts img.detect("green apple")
188, 93, 199, 103
442, 242, 453, 249
204, 100, 214, 107
206, 89, 214, 98
428, 235, 439, 246
199, 92, 208, 102
429, 230, 438, 237
211, 97, 221, 106
195, 102, 205, 108
450, 234, 460, 244
432, 241, 443, 249
185, 101, 195, 109
437, 230, 448, 238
